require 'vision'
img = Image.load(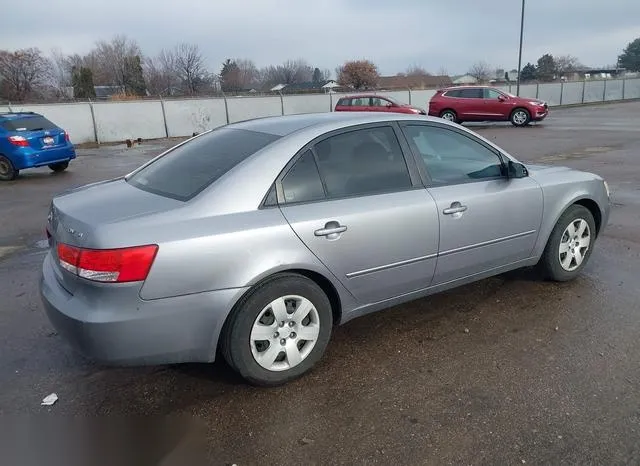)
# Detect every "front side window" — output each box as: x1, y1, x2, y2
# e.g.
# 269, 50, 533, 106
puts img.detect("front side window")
281, 150, 325, 204
127, 128, 280, 201
403, 125, 505, 185
370, 97, 390, 107
484, 89, 503, 99
352, 97, 369, 107
313, 126, 412, 198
